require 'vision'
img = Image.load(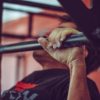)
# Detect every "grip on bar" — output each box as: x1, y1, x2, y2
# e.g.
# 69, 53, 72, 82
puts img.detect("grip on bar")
0, 33, 89, 54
